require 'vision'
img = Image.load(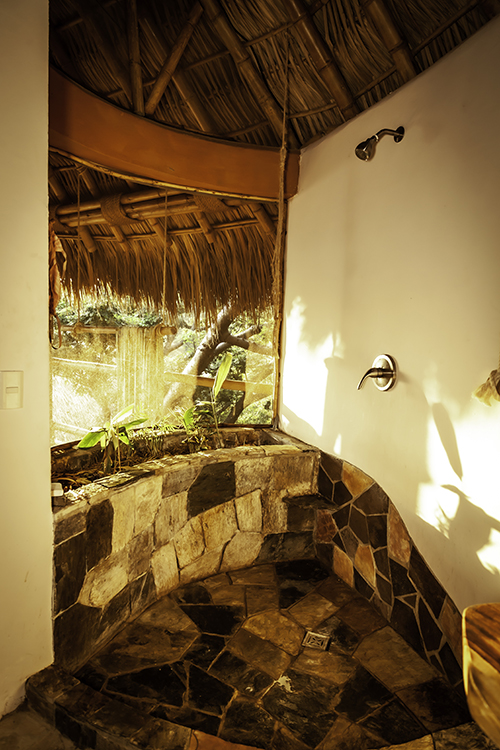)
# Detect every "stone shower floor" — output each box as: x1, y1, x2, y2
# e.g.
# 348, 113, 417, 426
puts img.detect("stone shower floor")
56, 559, 495, 750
